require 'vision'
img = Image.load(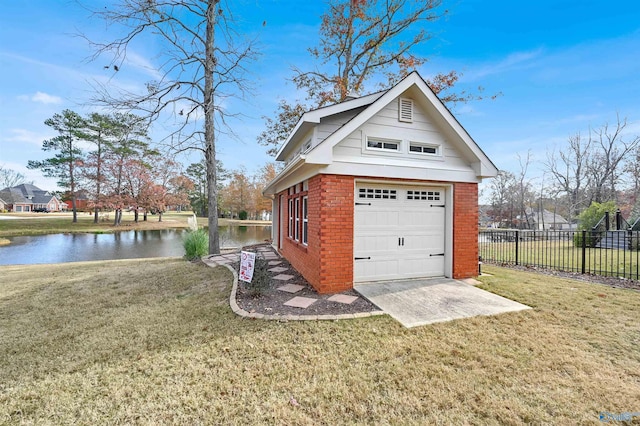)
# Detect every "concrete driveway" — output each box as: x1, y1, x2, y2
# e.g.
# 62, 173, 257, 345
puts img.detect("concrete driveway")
354, 278, 530, 328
